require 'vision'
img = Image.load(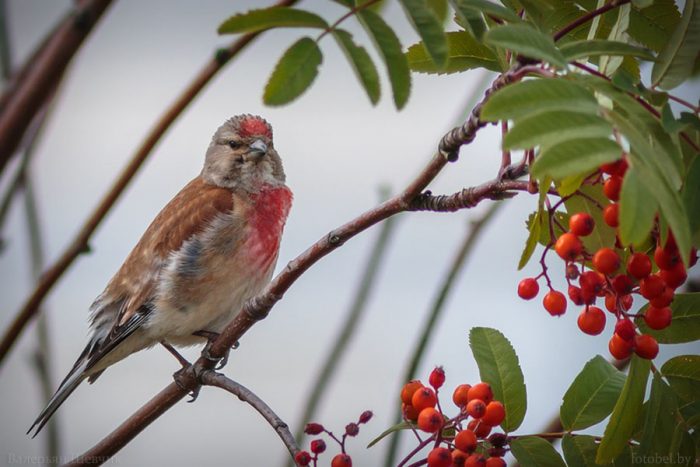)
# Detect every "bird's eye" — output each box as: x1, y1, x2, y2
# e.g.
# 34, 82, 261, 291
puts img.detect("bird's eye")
228, 140, 241, 149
